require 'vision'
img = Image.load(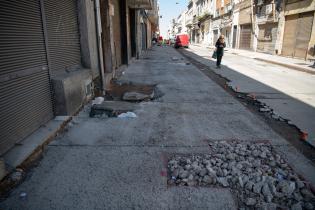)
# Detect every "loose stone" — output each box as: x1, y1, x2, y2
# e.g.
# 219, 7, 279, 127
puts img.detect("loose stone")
245, 197, 256, 206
